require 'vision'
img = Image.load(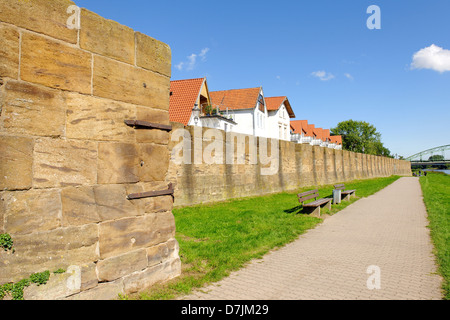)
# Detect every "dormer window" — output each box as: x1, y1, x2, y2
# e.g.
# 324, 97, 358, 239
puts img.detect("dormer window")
258, 94, 265, 112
